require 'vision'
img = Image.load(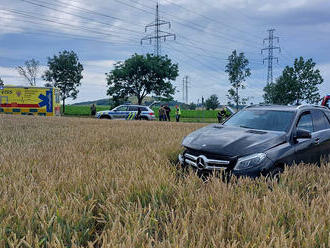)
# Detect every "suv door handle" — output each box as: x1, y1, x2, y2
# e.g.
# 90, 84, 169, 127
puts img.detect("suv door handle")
314, 137, 320, 145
